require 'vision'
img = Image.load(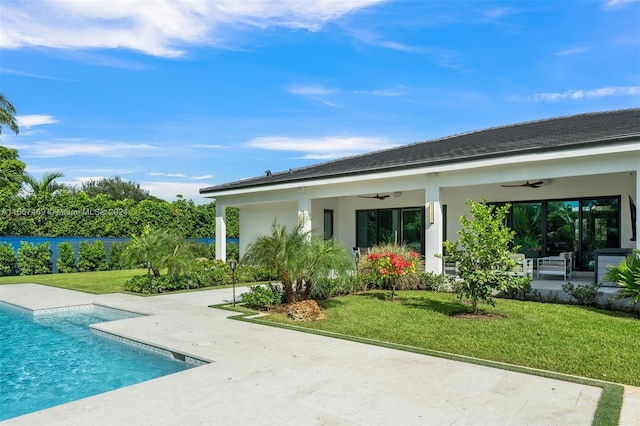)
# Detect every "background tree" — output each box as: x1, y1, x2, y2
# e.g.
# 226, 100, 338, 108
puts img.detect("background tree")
443, 199, 527, 314
0, 147, 26, 198
0, 93, 19, 136
81, 176, 161, 202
